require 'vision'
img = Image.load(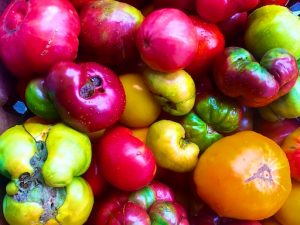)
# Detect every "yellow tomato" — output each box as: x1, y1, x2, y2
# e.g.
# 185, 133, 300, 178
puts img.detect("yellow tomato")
275, 180, 300, 225
132, 127, 149, 143
120, 73, 161, 128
